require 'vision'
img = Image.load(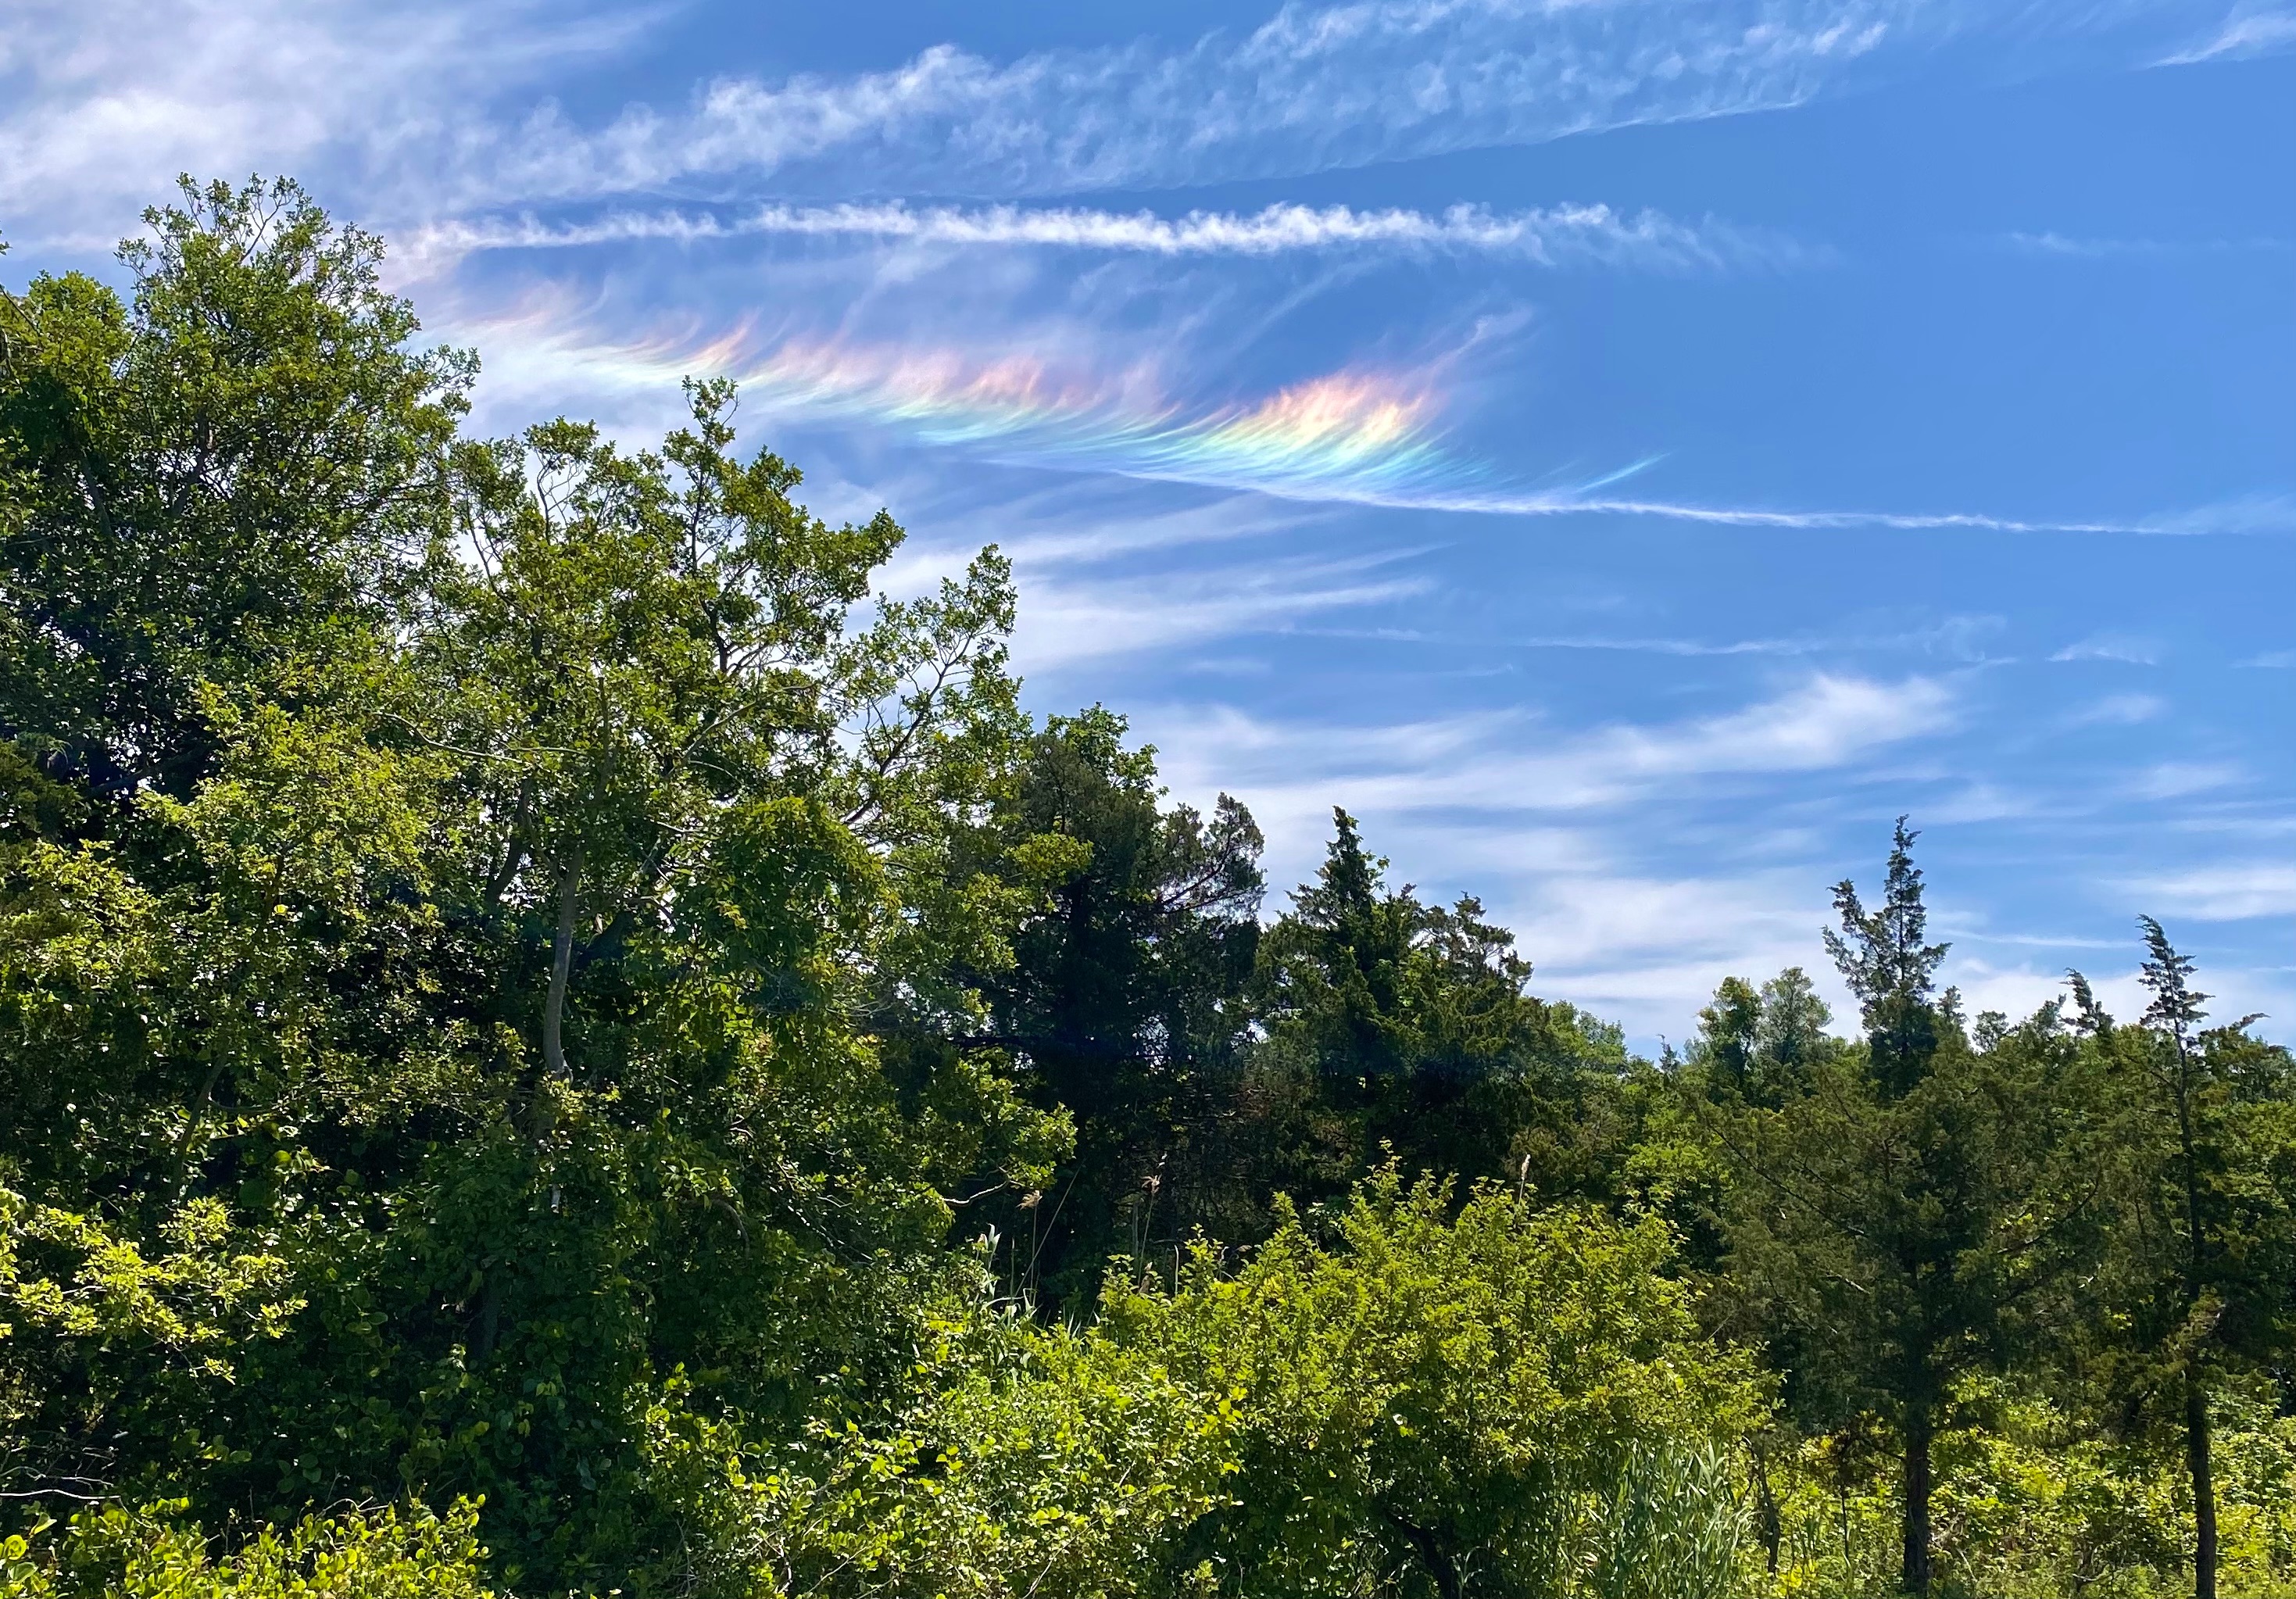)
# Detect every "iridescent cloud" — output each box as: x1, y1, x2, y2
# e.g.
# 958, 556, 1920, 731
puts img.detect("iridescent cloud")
478, 307, 1491, 506
467, 306, 2176, 531
762, 341, 1474, 505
